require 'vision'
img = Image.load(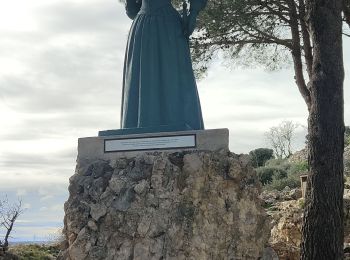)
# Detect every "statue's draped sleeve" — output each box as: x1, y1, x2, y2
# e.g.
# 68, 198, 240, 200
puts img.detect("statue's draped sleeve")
126, 0, 142, 20
189, 0, 208, 13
